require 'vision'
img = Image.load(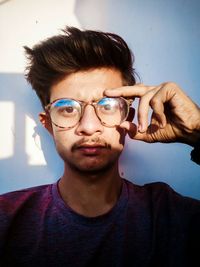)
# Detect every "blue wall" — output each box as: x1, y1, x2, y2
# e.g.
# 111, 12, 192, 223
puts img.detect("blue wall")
75, 0, 200, 199
0, 0, 199, 199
